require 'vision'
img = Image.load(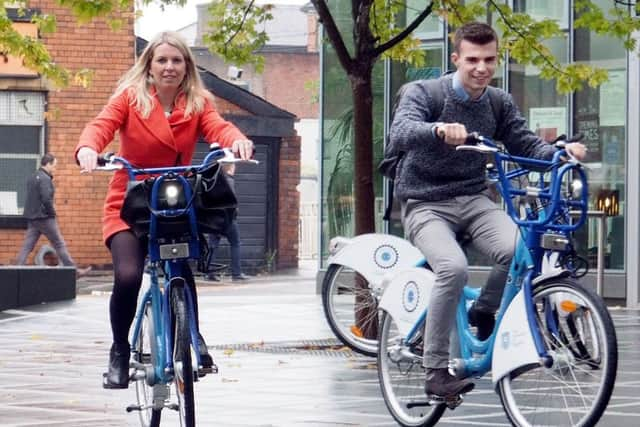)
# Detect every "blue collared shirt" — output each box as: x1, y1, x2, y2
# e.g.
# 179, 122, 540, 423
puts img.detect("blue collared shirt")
452, 71, 488, 102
